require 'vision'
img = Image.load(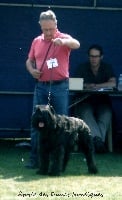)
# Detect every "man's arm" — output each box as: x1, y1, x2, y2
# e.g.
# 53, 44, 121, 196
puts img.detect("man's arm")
52, 37, 80, 49
84, 77, 116, 90
95, 77, 116, 89
26, 58, 42, 79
